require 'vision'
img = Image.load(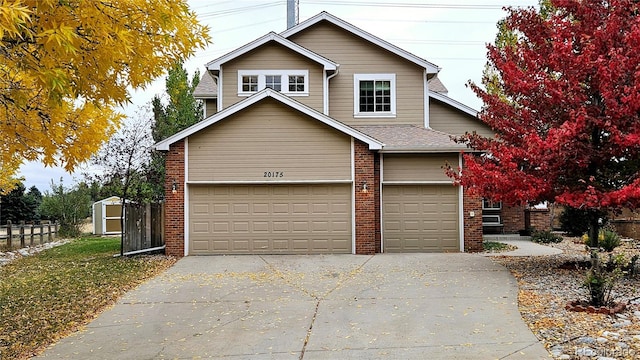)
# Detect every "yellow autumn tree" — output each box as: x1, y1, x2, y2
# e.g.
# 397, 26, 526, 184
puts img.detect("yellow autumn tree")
0, 0, 210, 193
